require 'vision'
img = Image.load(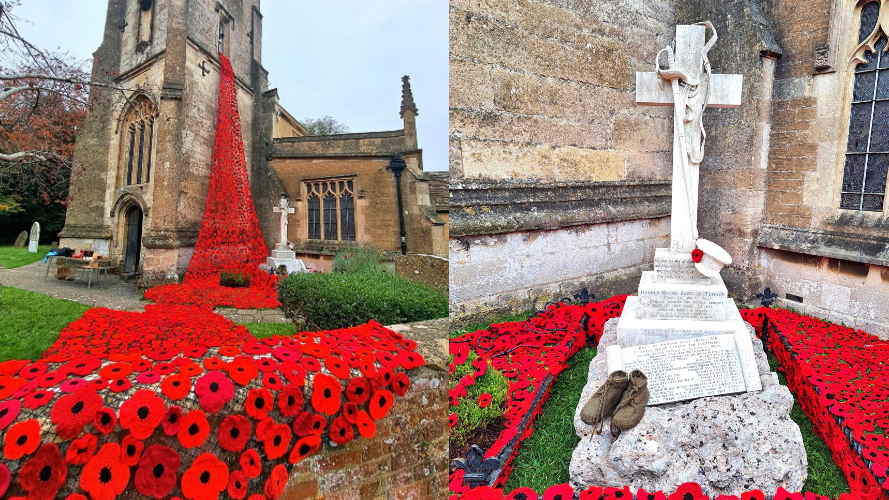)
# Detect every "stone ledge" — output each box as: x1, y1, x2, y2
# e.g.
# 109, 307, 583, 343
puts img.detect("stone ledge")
449, 179, 671, 237
756, 224, 889, 267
